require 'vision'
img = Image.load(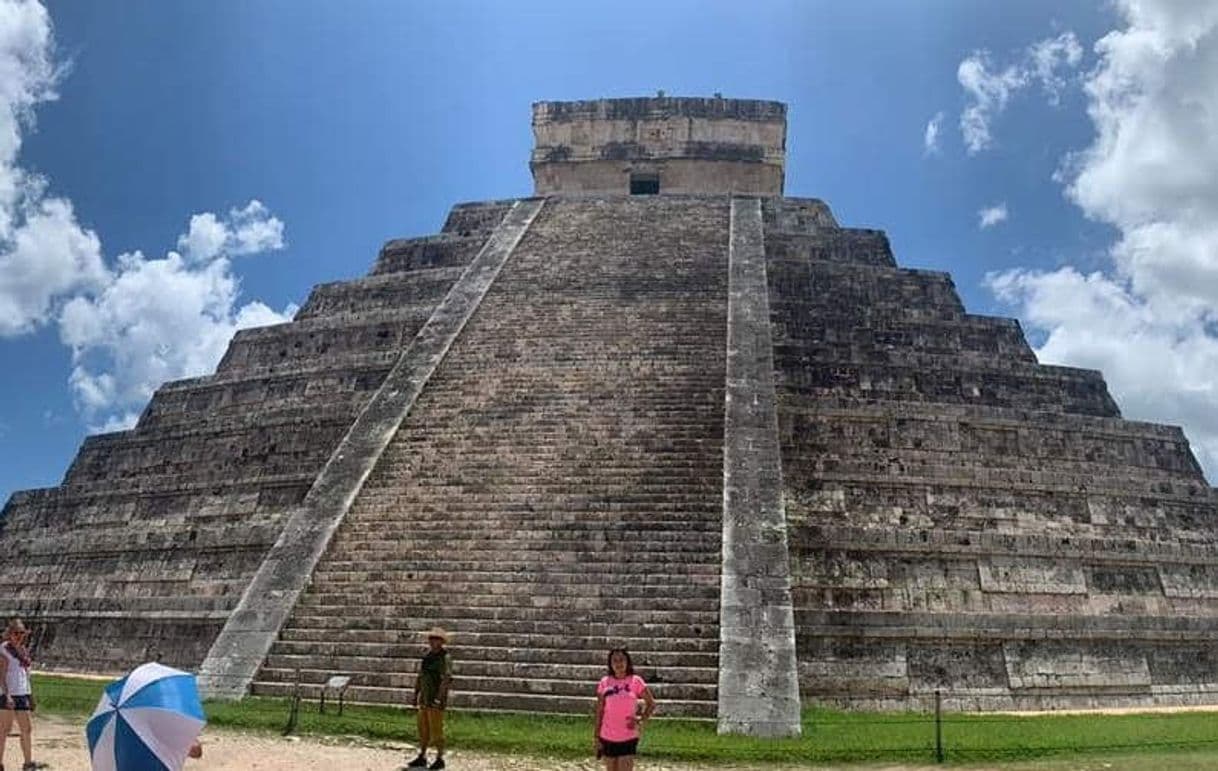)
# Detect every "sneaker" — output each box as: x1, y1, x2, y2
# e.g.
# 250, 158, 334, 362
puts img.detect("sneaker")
428, 759, 445, 770
406, 755, 428, 768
